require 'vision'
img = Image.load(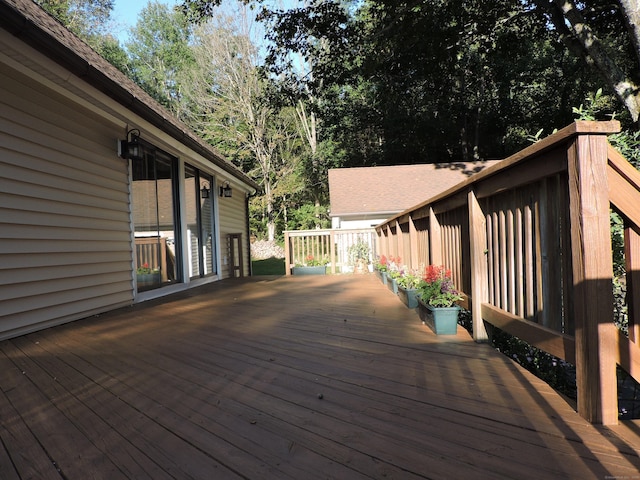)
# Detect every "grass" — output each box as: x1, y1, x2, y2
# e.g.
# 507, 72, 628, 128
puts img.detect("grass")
251, 257, 286, 275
